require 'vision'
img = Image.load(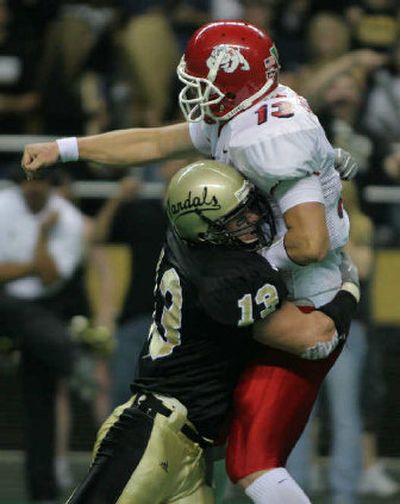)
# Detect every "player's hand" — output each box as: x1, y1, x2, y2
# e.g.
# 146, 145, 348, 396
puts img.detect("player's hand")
339, 251, 360, 303
383, 151, 400, 181
334, 148, 359, 180
70, 315, 116, 356
39, 210, 59, 237
352, 49, 387, 72
117, 176, 142, 201
21, 142, 60, 179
